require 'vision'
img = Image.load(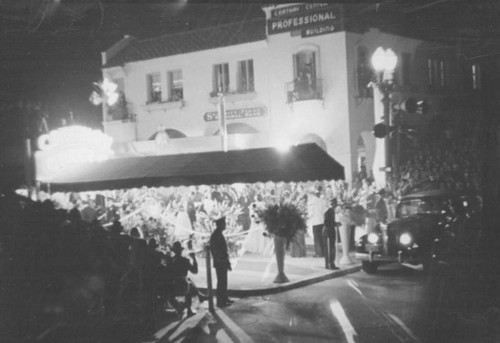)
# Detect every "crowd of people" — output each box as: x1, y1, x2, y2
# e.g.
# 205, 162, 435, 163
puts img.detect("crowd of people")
0, 193, 208, 342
